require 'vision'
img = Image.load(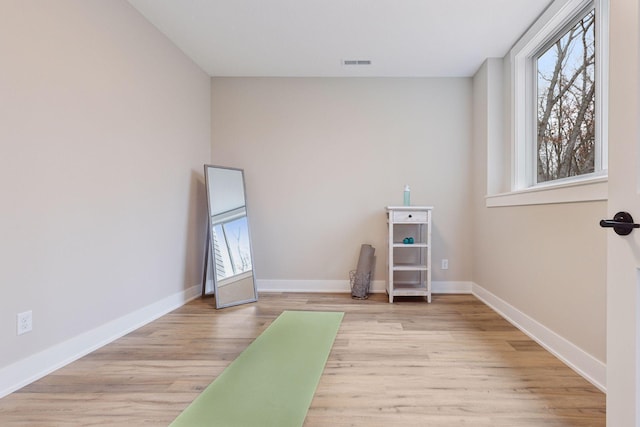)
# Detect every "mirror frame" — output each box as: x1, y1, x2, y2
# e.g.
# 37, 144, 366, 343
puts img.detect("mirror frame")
202, 164, 258, 309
